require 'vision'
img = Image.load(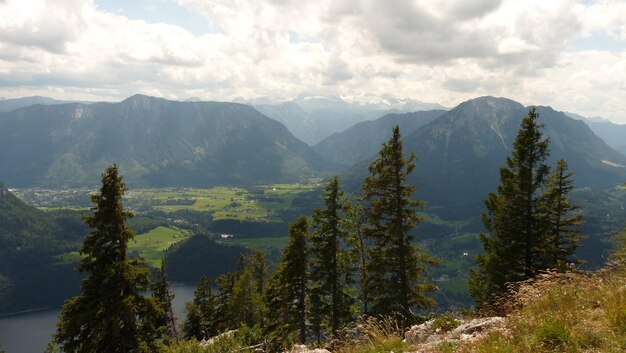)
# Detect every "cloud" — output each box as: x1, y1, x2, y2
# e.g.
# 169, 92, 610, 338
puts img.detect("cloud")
0, 0, 89, 53
0, 0, 624, 122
